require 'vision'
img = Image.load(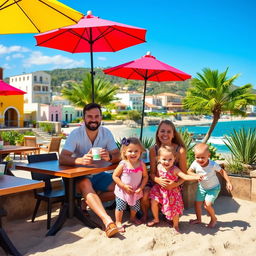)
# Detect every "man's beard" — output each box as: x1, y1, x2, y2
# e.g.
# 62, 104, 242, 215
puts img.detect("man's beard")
85, 121, 101, 131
